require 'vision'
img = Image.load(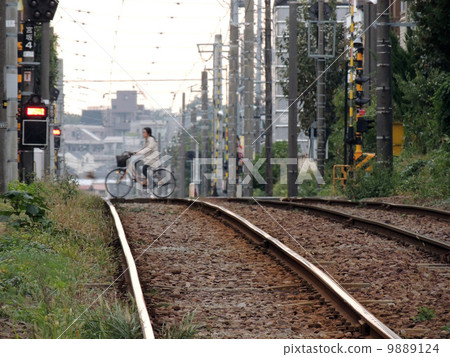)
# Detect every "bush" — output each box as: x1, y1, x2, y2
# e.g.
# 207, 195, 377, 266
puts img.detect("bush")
397, 142, 450, 198
344, 164, 397, 200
